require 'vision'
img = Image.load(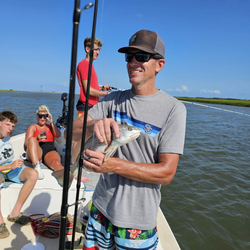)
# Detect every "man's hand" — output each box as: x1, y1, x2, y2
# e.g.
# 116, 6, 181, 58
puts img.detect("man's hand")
11, 159, 24, 169
79, 118, 120, 173
92, 118, 120, 145
100, 84, 112, 91
82, 149, 106, 172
